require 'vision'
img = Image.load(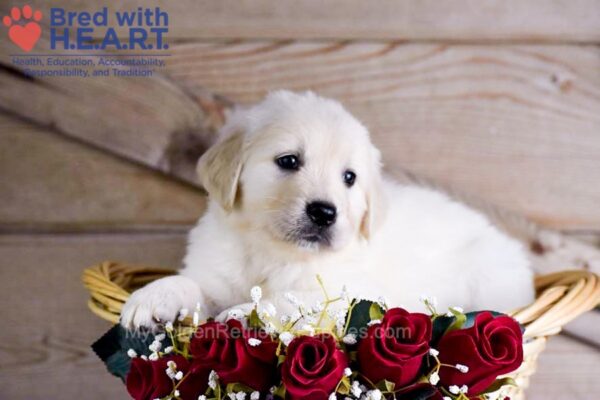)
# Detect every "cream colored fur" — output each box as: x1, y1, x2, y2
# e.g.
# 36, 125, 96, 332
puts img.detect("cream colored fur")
121, 91, 534, 329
